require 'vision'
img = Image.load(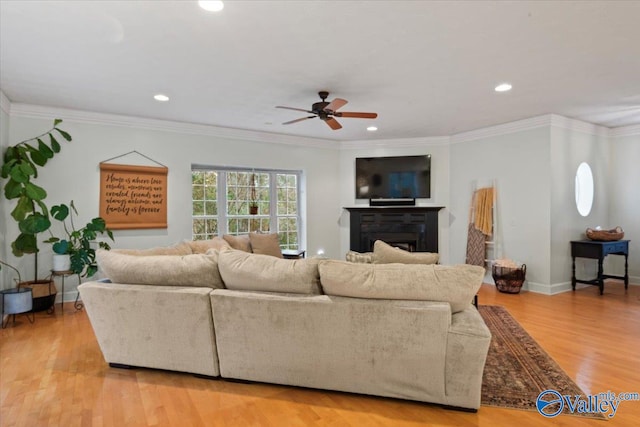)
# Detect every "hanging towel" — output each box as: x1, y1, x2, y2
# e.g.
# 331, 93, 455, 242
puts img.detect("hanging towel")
474, 187, 494, 237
